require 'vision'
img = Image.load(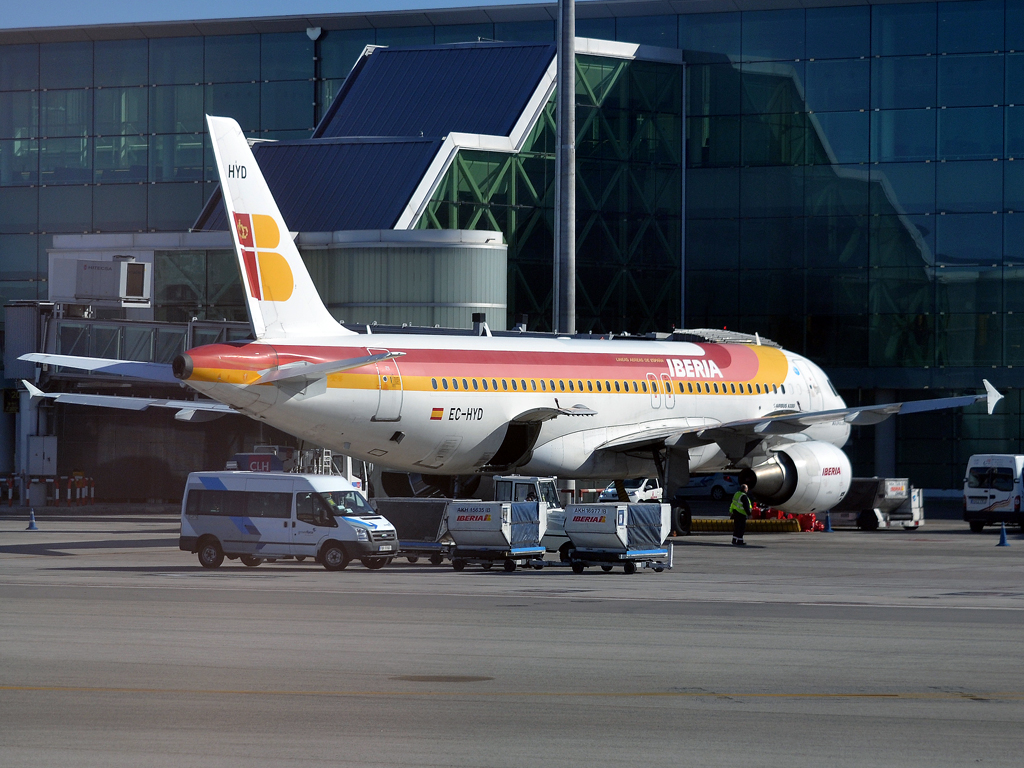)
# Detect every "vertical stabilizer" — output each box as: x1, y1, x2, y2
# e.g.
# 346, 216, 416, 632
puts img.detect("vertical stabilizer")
206, 115, 351, 339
